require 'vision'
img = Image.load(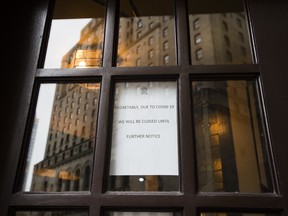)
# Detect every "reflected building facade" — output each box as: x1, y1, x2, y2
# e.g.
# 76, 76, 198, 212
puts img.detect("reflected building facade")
31, 11, 257, 194
30, 83, 100, 192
